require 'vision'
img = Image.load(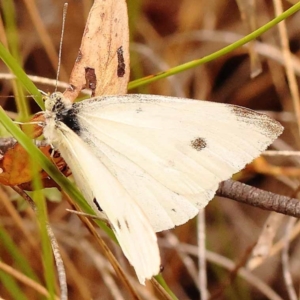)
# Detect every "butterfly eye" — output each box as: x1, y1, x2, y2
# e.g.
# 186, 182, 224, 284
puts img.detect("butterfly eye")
44, 96, 55, 111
